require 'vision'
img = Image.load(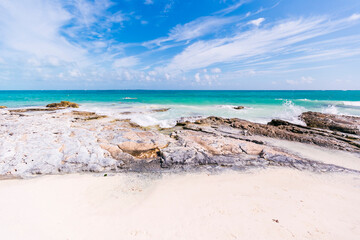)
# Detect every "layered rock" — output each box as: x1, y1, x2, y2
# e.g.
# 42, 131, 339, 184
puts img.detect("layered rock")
0, 109, 359, 178
191, 116, 360, 152
300, 111, 360, 135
